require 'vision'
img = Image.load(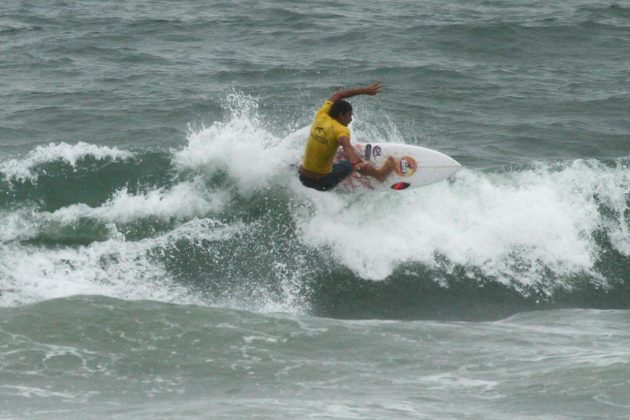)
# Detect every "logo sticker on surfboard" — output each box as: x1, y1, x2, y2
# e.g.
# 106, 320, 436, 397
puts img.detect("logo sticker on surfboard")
395, 156, 417, 177
372, 146, 382, 159
364, 144, 372, 161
